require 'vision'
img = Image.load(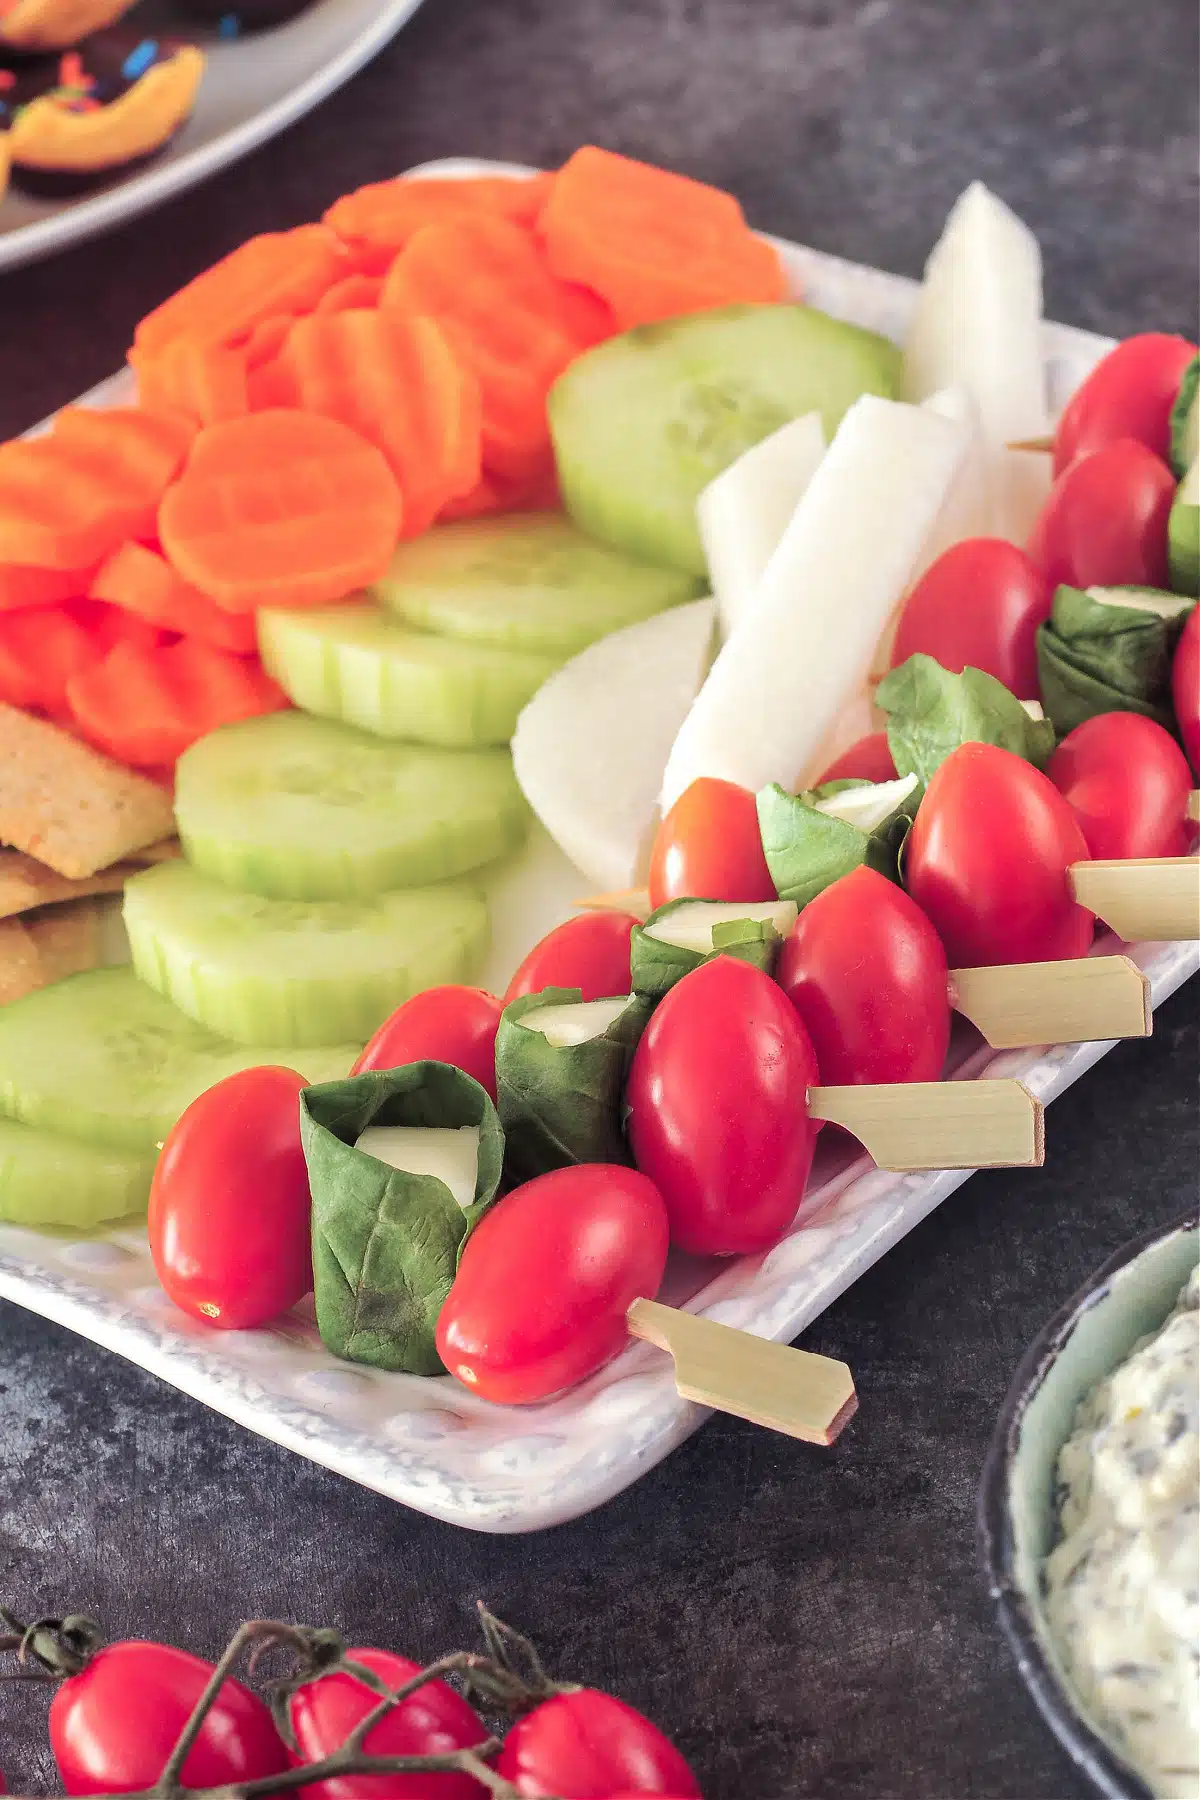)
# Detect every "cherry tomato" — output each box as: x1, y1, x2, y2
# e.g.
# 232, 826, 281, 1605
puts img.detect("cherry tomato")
889, 539, 1053, 699
1053, 334, 1198, 475
1026, 439, 1175, 592
436, 1165, 669, 1403
148, 1065, 312, 1330
495, 1690, 700, 1797
504, 912, 638, 1005
647, 777, 775, 909
905, 742, 1093, 967
1046, 712, 1193, 860
352, 985, 502, 1098
1172, 605, 1200, 776
814, 731, 897, 786
288, 1645, 487, 1799
50, 1640, 288, 1793
626, 956, 818, 1256
777, 867, 950, 1085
